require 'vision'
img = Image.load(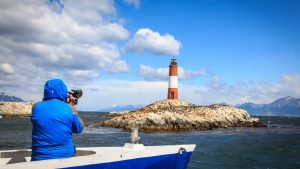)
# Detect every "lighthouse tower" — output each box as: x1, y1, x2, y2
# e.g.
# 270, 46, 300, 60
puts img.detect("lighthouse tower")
167, 57, 178, 100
